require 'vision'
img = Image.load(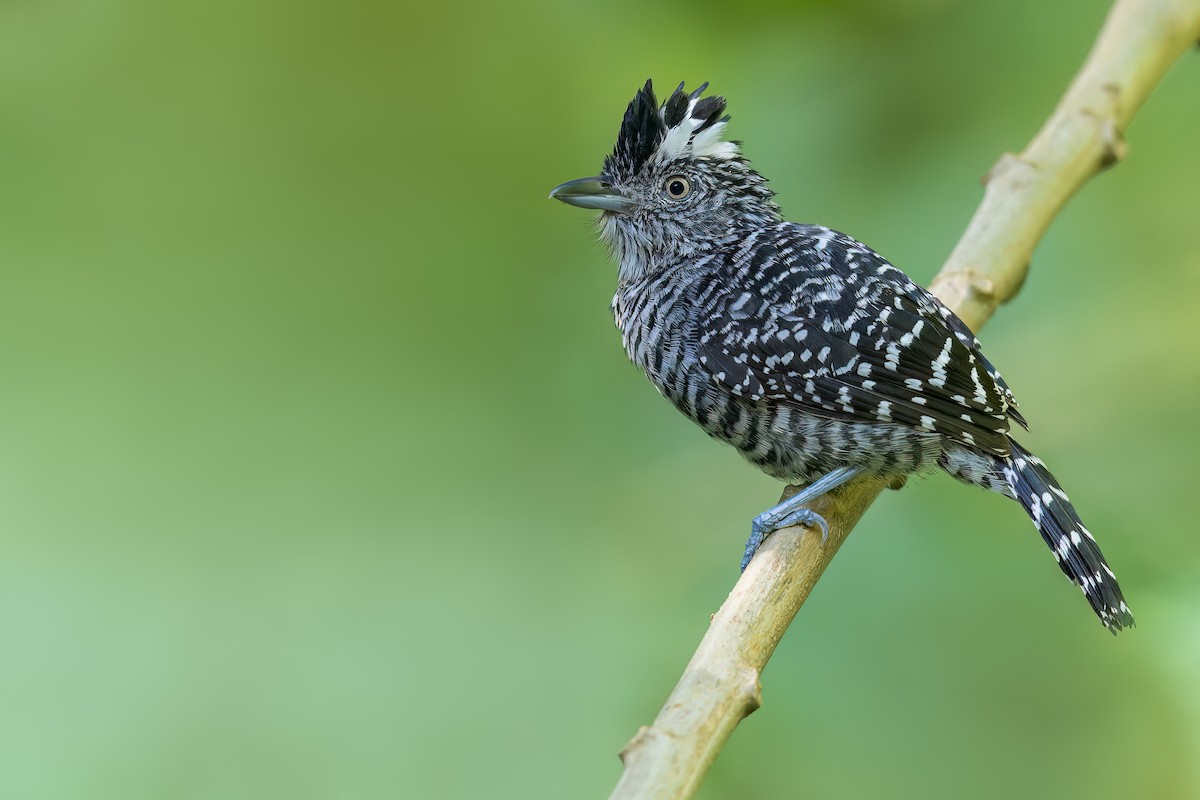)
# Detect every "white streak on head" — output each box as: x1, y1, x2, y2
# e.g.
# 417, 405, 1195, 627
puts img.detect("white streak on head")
691, 123, 738, 159
658, 124, 692, 162
653, 94, 739, 163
